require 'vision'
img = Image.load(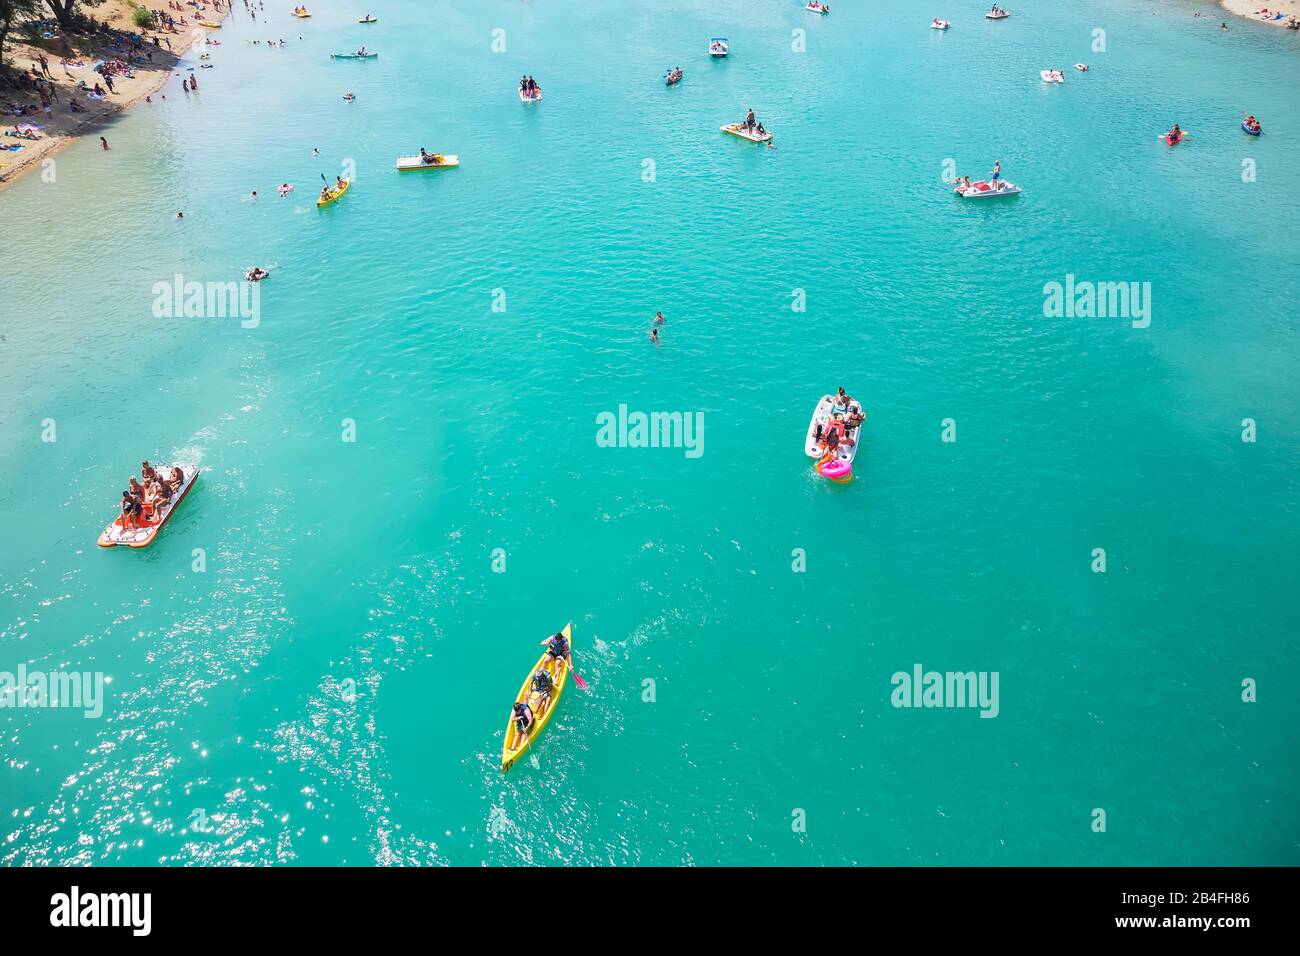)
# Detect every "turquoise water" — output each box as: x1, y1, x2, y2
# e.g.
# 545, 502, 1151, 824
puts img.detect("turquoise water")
1, 0, 1298, 865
